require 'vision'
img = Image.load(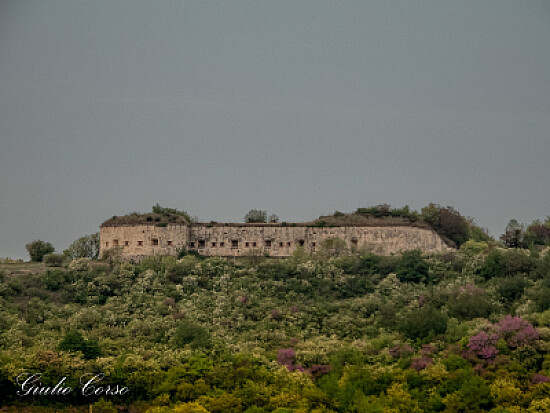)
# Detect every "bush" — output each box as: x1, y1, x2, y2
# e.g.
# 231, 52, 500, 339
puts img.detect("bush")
501, 249, 535, 276
59, 330, 102, 359
447, 285, 493, 320
174, 320, 212, 349
68, 257, 92, 272
43, 269, 71, 291
395, 250, 429, 283
244, 209, 267, 223
44, 253, 65, 267
25, 240, 55, 262
479, 249, 503, 280
63, 233, 100, 260
496, 275, 528, 308
399, 306, 447, 340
